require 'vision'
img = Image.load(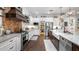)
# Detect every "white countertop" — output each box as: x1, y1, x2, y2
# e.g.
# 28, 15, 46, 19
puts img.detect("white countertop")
50, 30, 79, 46
50, 30, 62, 40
